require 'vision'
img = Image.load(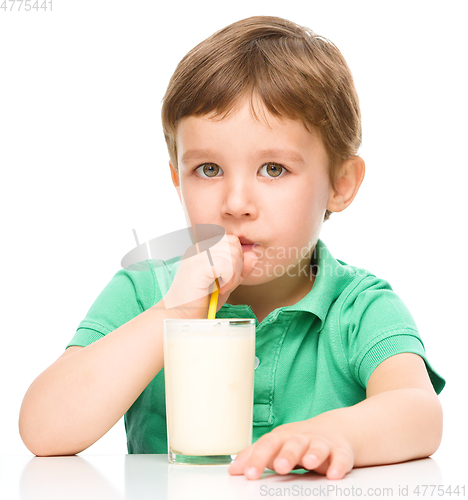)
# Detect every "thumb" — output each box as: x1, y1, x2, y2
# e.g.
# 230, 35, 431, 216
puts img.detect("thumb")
216, 251, 259, 310
240, 251, 259, 282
